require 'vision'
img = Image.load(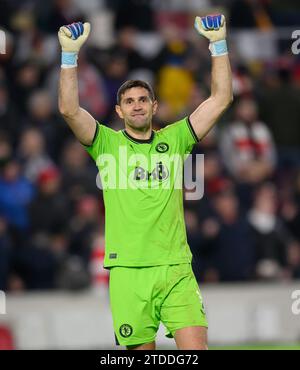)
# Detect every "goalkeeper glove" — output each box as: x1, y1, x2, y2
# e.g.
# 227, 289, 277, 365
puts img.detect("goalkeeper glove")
194, 14, 228, 57
58, 21, 91, 68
